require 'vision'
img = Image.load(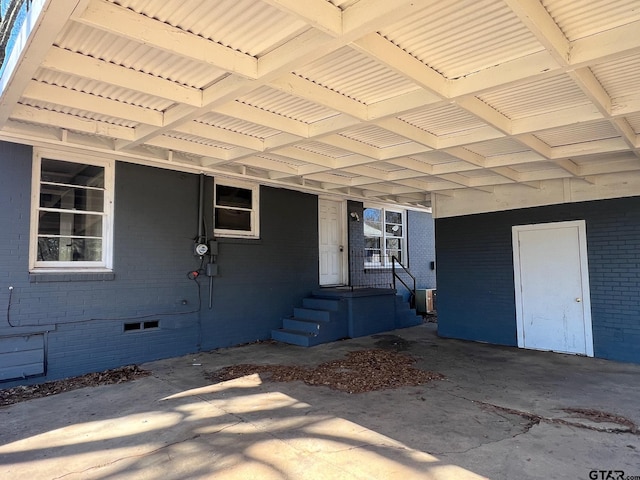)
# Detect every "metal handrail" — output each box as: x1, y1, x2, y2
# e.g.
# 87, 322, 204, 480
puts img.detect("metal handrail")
392, 257, 416, 308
